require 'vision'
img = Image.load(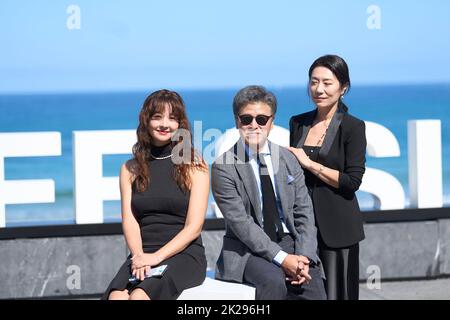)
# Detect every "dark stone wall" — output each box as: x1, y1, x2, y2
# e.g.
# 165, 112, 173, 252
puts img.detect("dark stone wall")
1, 220, 450, 299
